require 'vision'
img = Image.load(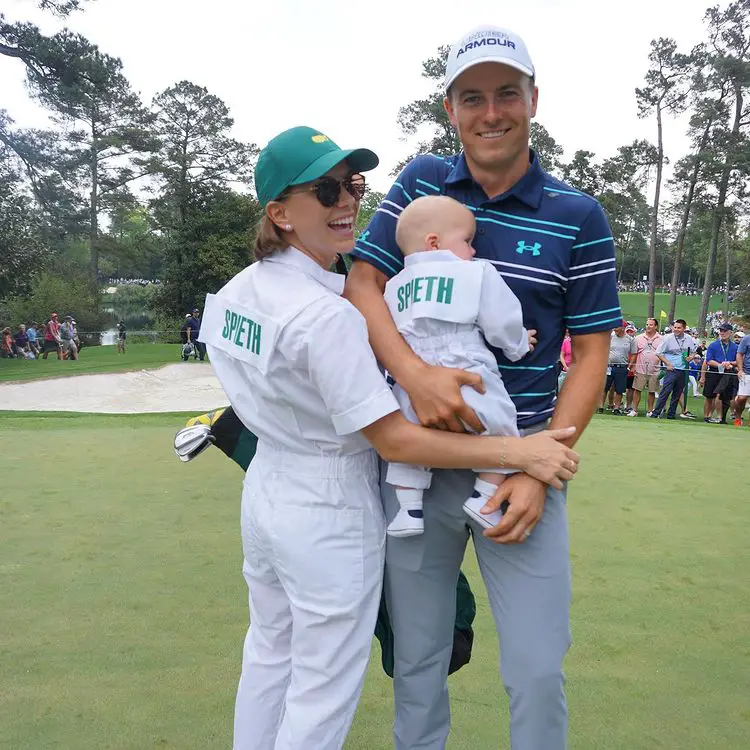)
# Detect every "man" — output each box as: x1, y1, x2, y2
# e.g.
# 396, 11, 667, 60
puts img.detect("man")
649, 319, 697, 420
13, 324, 30, 358
344, 25, 620, 750
701, 322, 739, 424
734, 330, 750, 426
117, 320, 127, 354
624, 321, 637, 410
42, 312, 62, 360
600, 321, 635, 415
187, 308, 206, 361
630, 317, 662, 417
